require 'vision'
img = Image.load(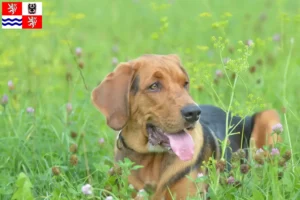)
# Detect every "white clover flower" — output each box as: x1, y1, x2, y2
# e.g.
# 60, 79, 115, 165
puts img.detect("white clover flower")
81, 184, 92, 195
